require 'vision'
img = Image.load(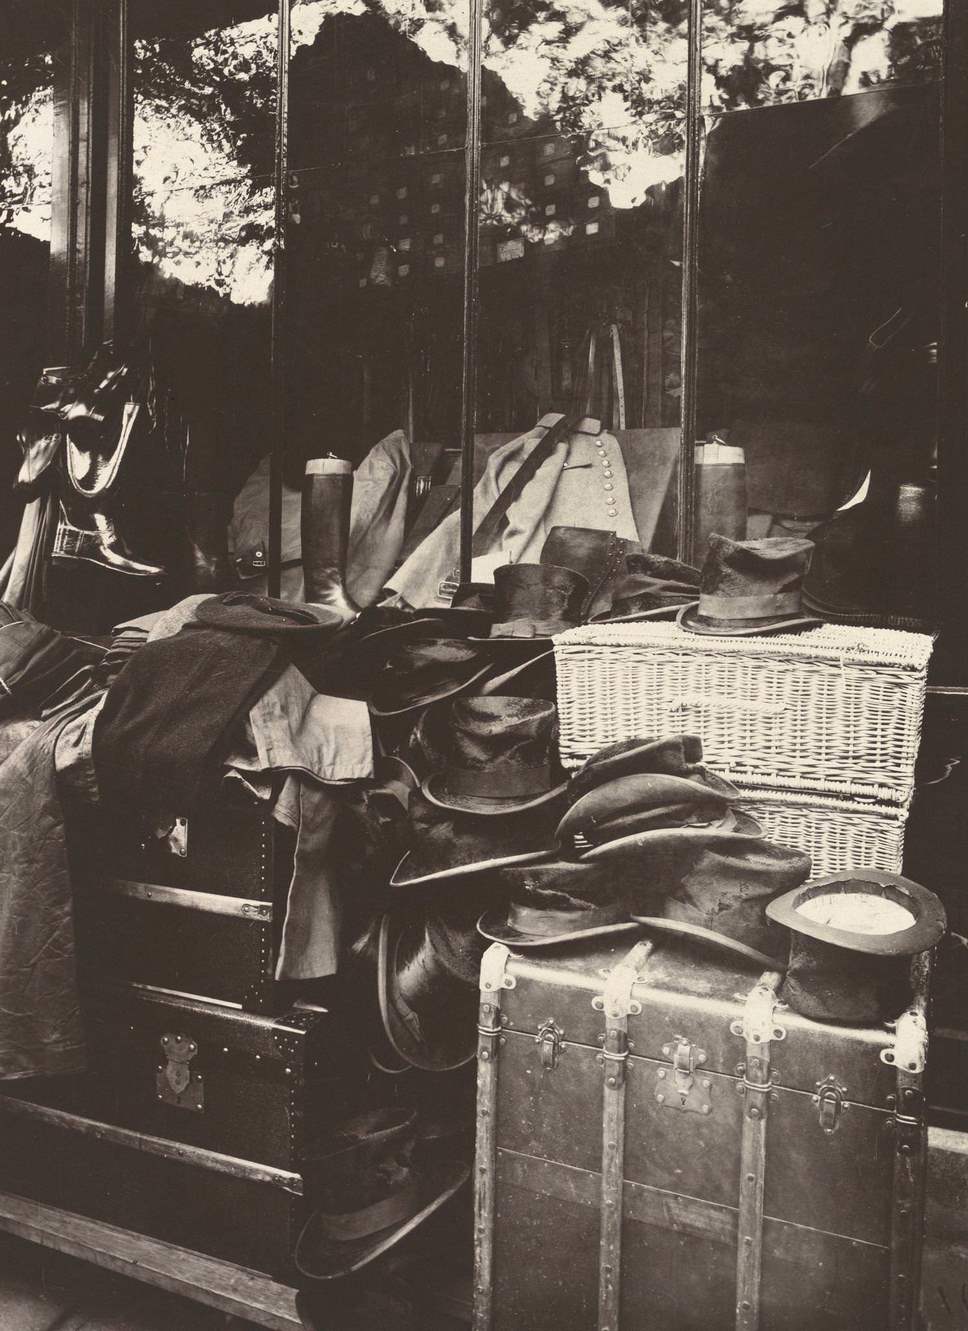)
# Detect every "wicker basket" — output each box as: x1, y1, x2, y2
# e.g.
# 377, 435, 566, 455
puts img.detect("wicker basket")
736, 787, 907, 880
554, 621, 933, 805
